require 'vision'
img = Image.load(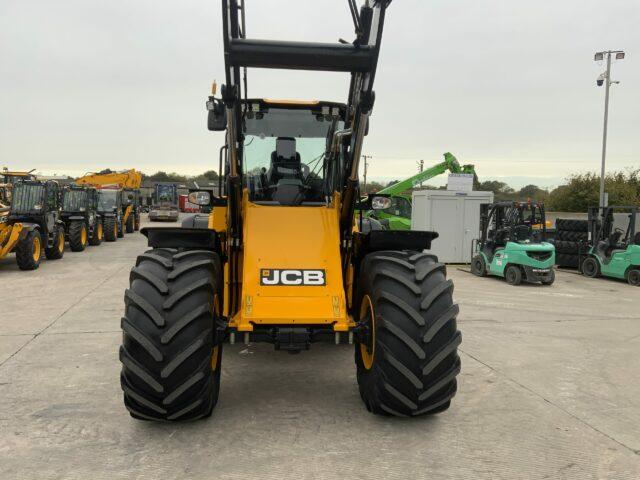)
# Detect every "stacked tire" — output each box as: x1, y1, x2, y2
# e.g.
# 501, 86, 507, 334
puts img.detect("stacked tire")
553, 219, 589, 268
